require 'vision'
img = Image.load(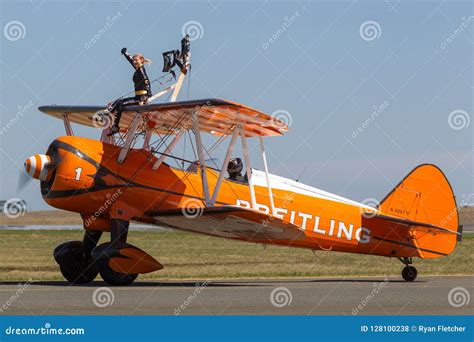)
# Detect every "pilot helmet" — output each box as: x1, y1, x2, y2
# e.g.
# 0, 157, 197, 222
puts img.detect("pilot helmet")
227, 157, 243, 175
